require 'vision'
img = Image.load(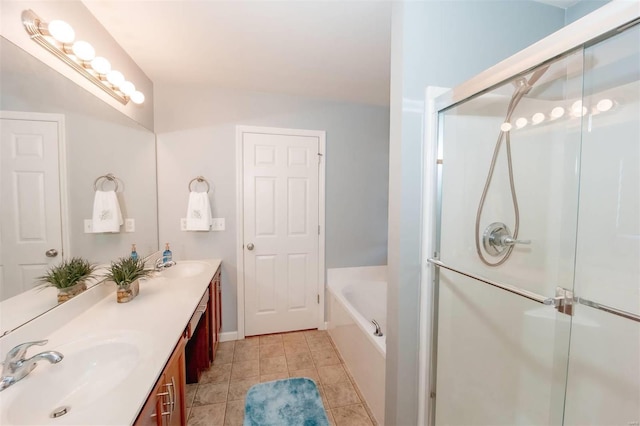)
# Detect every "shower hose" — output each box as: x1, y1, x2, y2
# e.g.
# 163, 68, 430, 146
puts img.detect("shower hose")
475, 65, 549, 266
